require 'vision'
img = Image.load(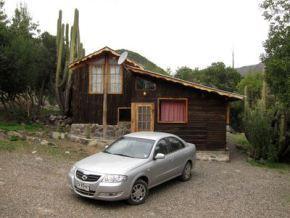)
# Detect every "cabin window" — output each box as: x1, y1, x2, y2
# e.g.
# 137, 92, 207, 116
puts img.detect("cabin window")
89, 65, 103, 94
136, 78, 156, 91
118, 107, 131, 122
158, 98, 188, 123
108, 65, 122, 94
